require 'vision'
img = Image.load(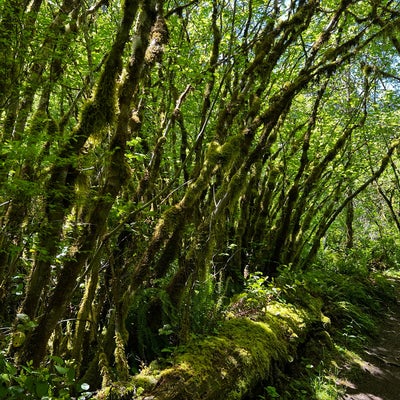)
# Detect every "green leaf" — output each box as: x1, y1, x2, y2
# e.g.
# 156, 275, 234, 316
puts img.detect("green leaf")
67, 366, 75, 382
25, 376, 36, 393
35, 381, 49, 397
55, 365, 69, 375
6, 364, 17, 375
50, 355, 65, 366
